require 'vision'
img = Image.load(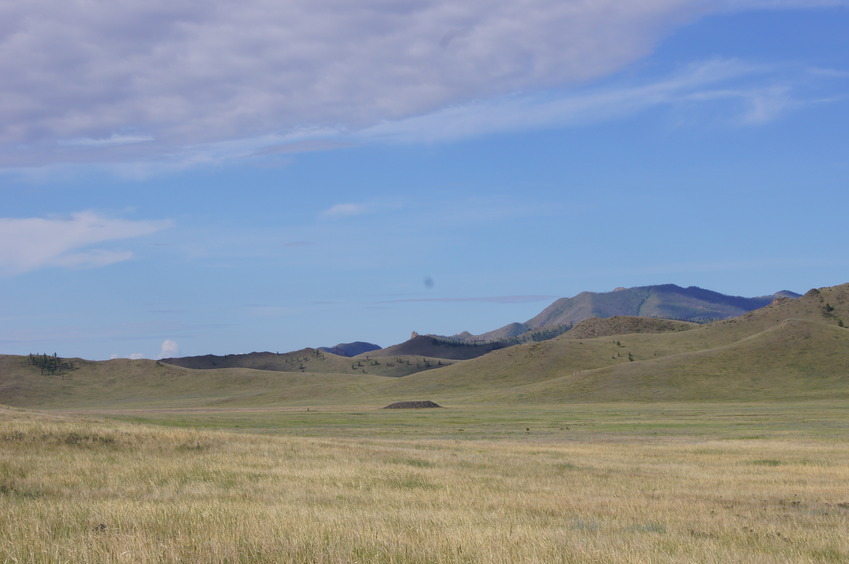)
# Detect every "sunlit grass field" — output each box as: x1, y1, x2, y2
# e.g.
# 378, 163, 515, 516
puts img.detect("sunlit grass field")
3, 402, 849, 563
